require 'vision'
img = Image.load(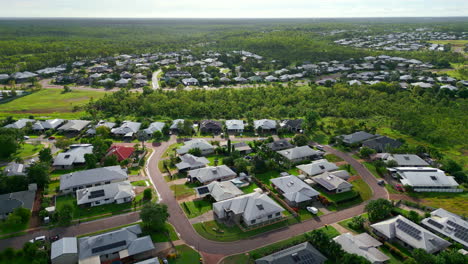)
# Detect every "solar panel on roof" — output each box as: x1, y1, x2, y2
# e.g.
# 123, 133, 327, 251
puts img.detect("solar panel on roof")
89, 189, 105, 199
397, 219, 422, 240
91, 240, 126, 254
313, 178, 336, 190
197, 187, 209, 195
427, 219, 444, 229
